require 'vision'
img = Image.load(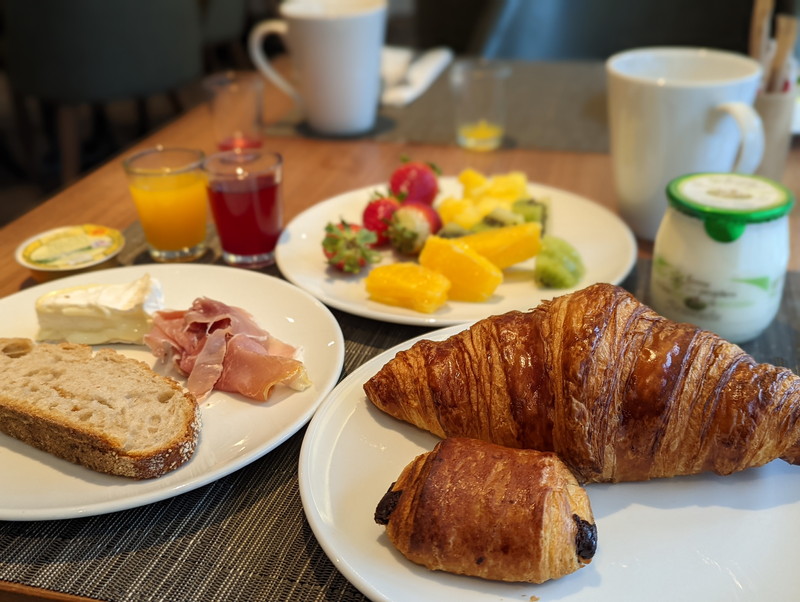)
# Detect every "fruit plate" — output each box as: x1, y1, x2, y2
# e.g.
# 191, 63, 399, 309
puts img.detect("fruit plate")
275, 177, 637, 326
0, 264, 344, 520
299, 324, 800, 602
